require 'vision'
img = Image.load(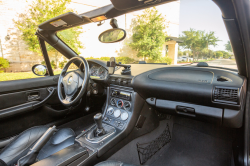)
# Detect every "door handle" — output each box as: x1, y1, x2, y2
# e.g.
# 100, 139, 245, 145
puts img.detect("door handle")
27, 92, 40, 101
